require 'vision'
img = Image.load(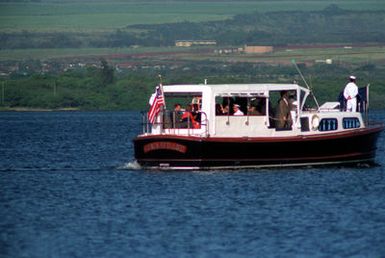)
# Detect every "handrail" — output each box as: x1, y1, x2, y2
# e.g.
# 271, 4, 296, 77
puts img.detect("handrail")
140, 110, 209, 137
